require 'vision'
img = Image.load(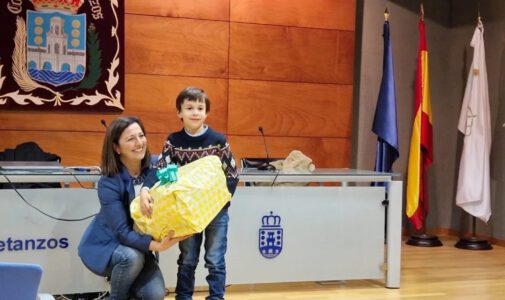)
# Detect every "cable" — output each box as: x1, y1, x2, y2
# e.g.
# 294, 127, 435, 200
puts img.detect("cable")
61, 167, 99, 190
270, 169, 281, 187
0, 168, 98, 222
93, 291, 108, 300
54, 291, 108, 300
